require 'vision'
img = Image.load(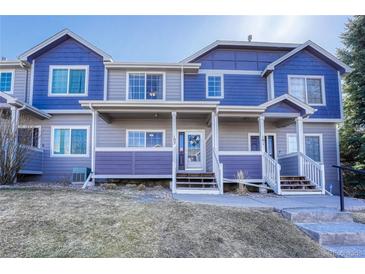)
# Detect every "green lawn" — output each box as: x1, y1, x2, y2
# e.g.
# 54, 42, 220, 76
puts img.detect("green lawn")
0, 187, 332, 257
